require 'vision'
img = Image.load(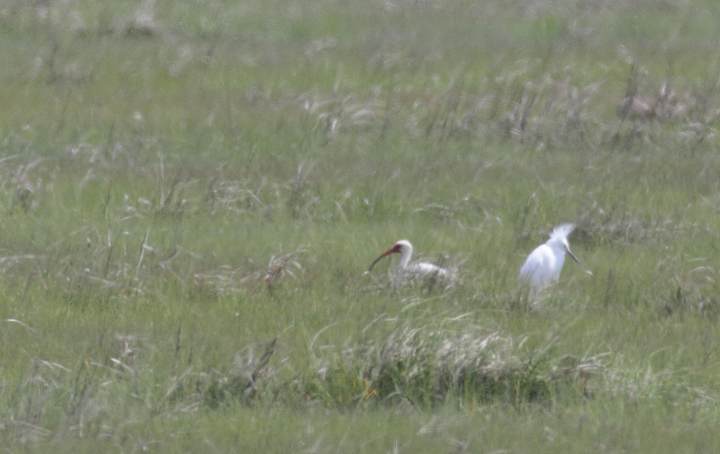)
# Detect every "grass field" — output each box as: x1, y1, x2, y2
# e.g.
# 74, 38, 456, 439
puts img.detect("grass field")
3, 0, 720, 451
